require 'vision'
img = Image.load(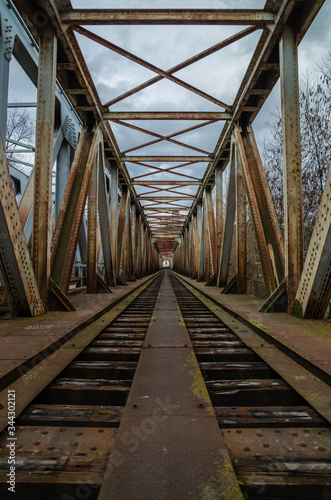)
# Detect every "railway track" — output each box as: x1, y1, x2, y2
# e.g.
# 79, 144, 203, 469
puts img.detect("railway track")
0, 273, 164, 499
169, 272, 331, 499
0, 269, 330, 499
